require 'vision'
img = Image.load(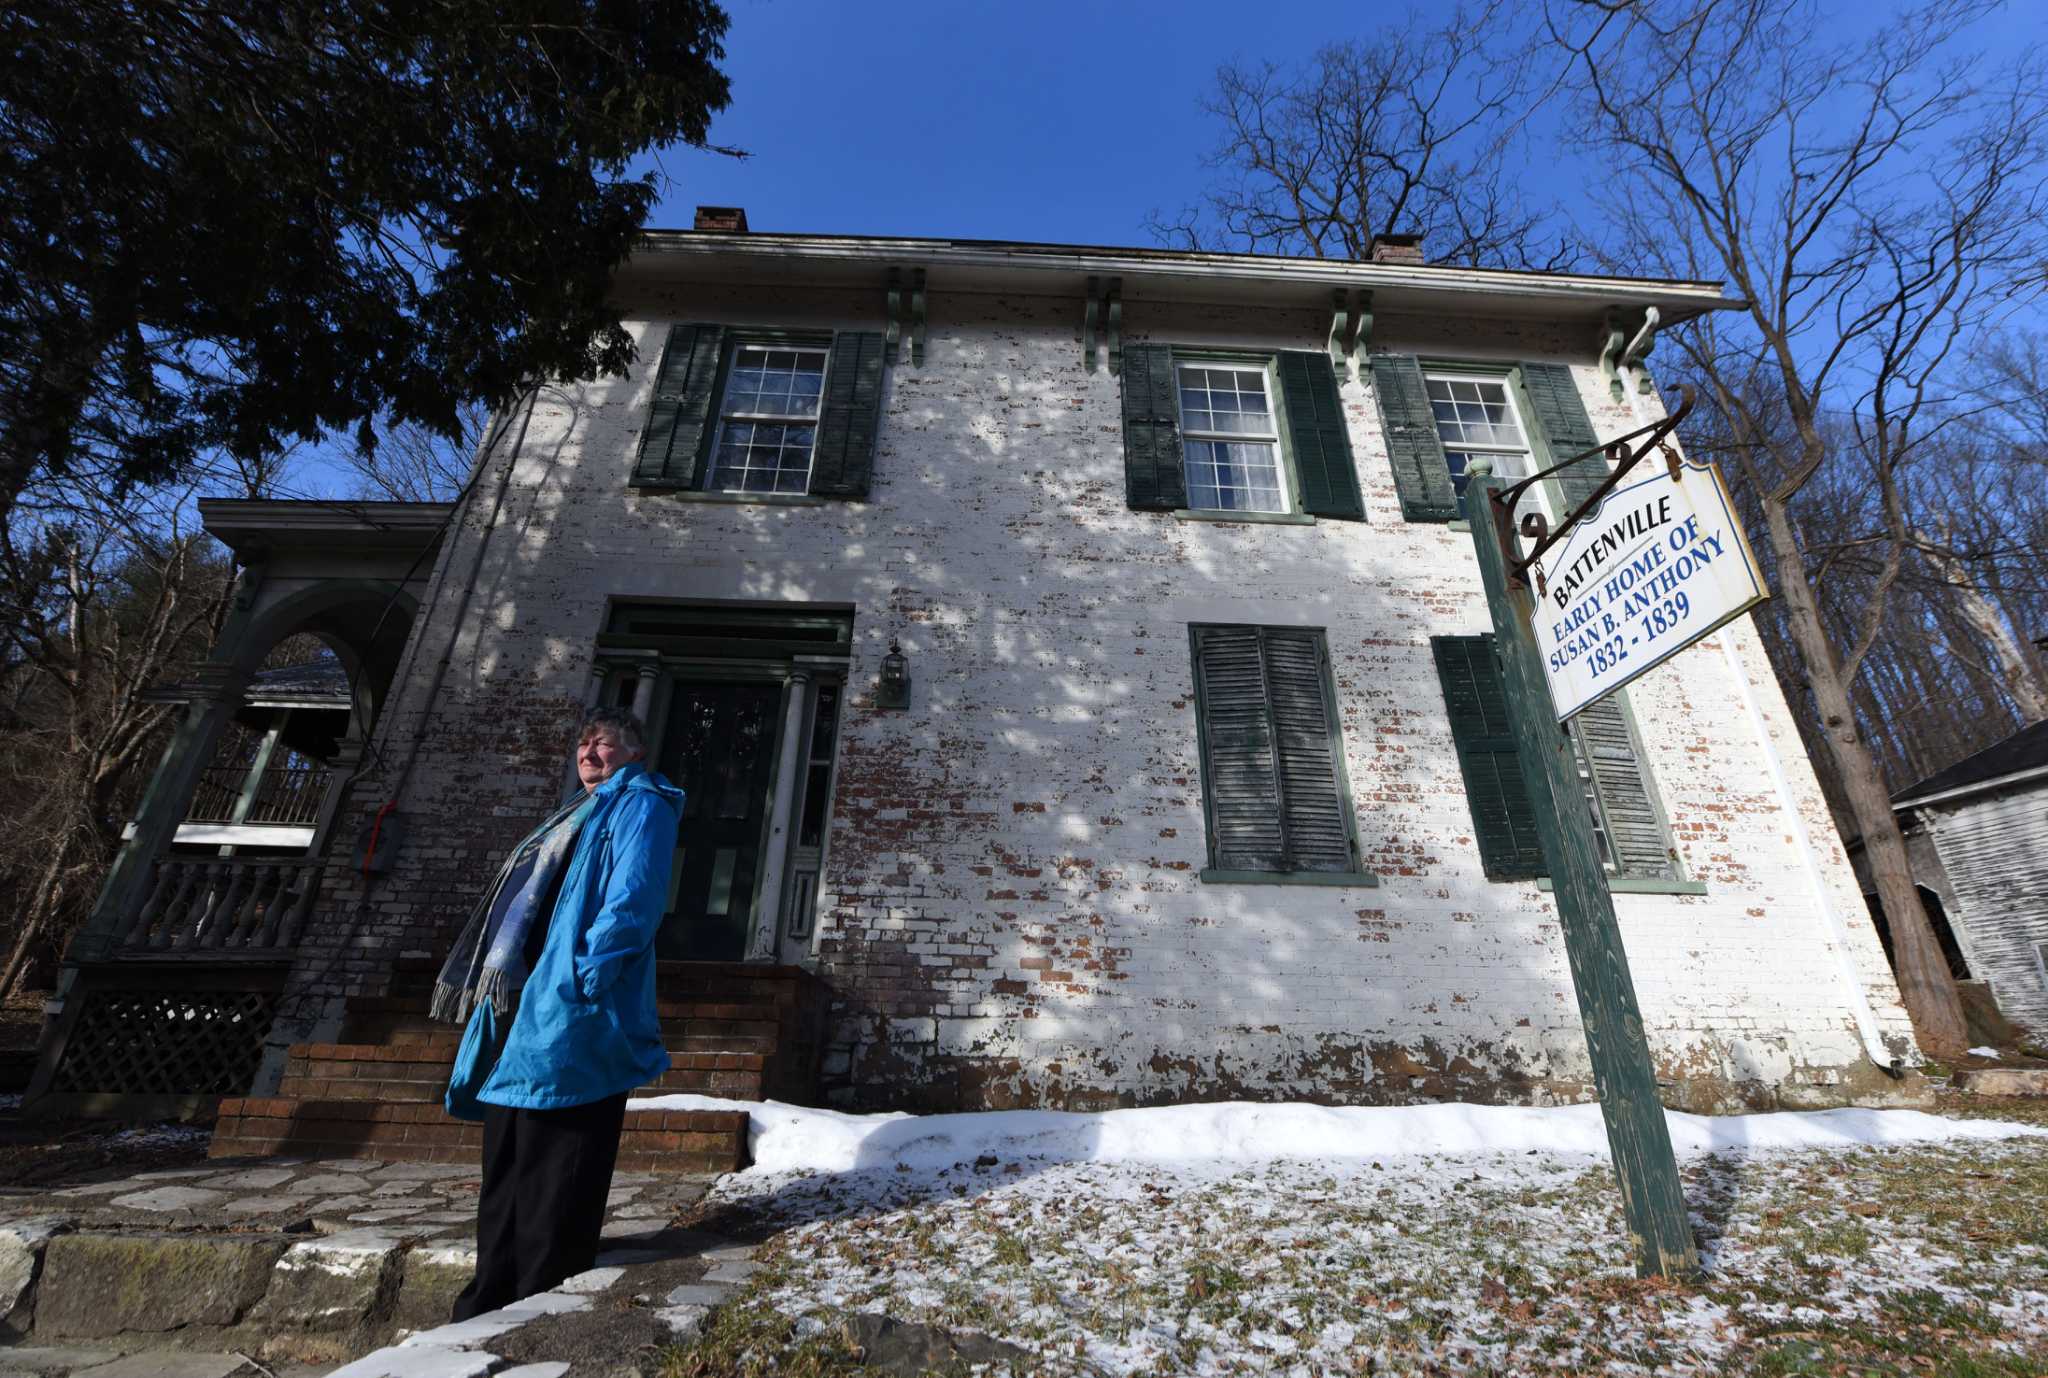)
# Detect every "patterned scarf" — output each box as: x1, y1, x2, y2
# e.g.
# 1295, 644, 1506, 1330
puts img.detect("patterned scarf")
429, 792, 595, 1024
